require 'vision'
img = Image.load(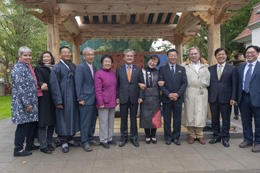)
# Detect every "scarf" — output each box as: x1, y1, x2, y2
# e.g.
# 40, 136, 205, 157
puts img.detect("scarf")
18, 58, 43, 97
